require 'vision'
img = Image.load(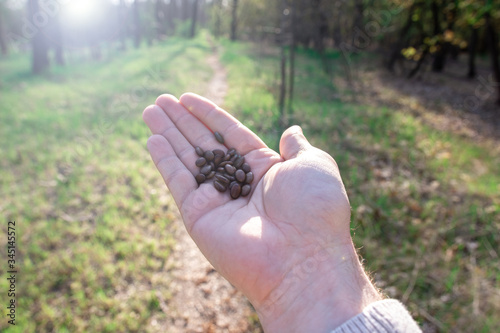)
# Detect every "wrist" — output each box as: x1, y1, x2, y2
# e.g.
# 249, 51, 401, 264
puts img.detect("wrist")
254, 240, 382, 332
